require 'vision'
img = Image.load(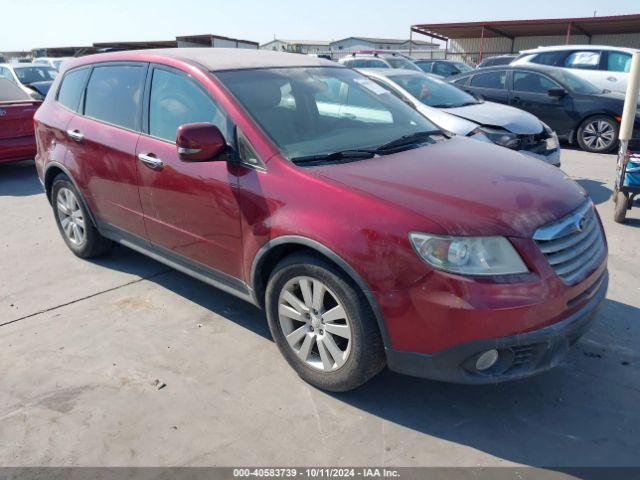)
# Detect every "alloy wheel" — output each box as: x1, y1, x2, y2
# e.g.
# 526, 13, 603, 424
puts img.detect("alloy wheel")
56, 187, 86, 246
582, 120, 615, 151
277, 276, 352, 372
